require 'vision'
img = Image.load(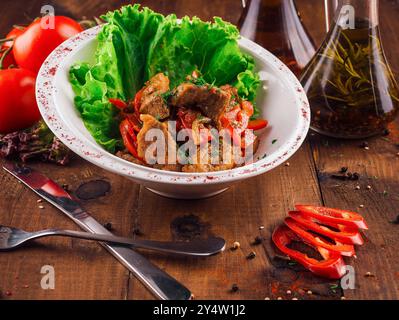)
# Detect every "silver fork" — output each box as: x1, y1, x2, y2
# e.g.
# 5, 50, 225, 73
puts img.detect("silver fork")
0, 225, 225, 256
